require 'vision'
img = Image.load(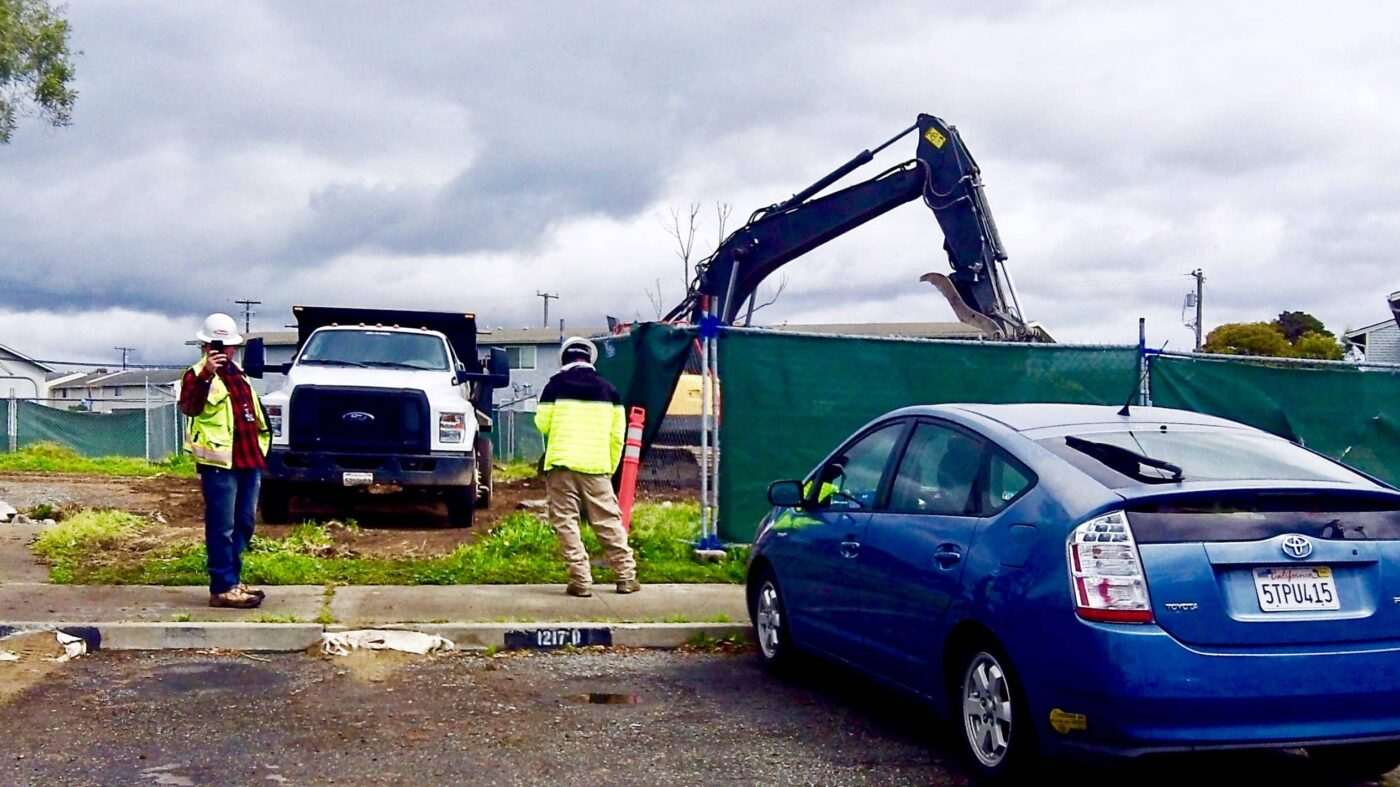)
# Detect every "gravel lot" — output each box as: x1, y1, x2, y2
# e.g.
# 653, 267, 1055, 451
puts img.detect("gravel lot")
0, 648, 1393, 786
